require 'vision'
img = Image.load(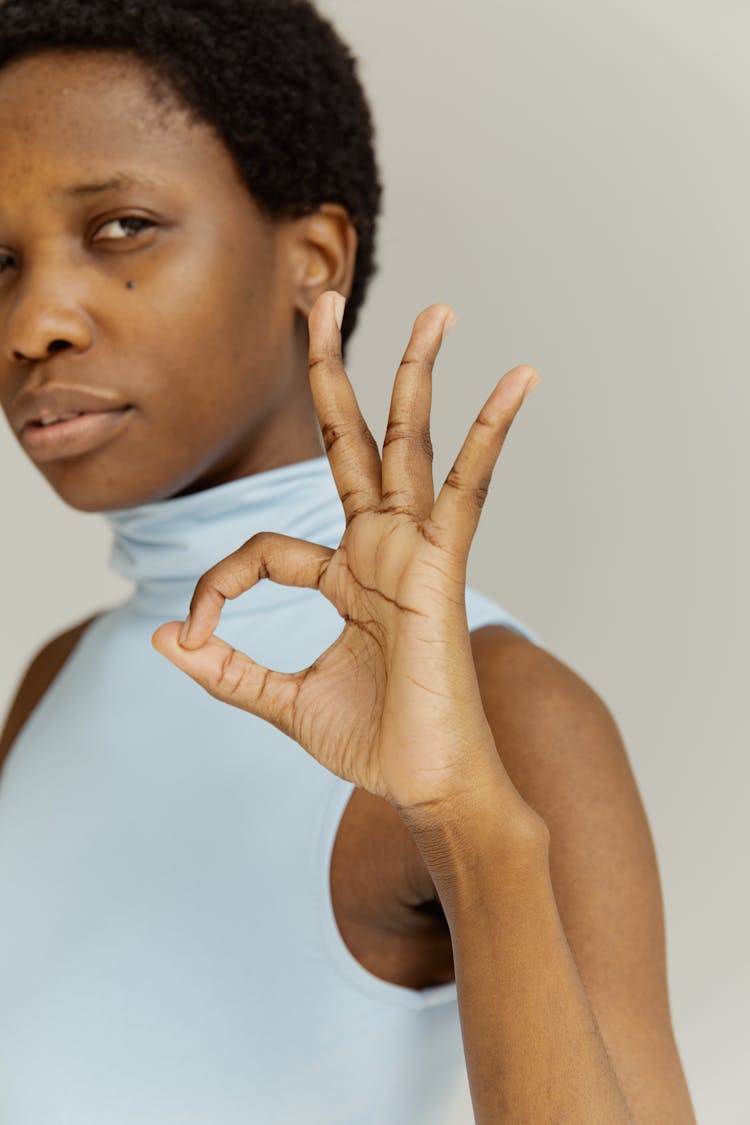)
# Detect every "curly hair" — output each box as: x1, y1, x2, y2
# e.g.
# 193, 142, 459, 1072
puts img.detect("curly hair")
0, 0, 383, 357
